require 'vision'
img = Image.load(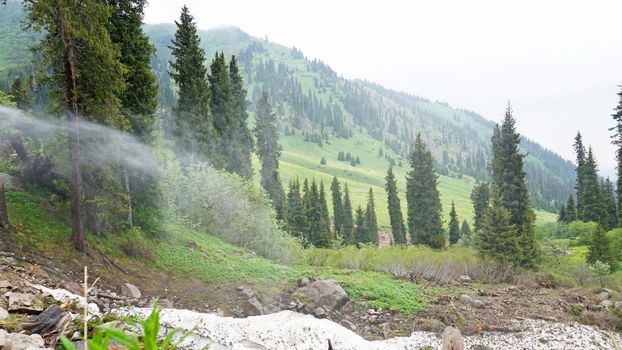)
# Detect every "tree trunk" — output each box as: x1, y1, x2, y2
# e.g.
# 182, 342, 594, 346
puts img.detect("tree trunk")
59, 5, 85, 252
0, 183, 13, 233
124, 167, 133, 228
